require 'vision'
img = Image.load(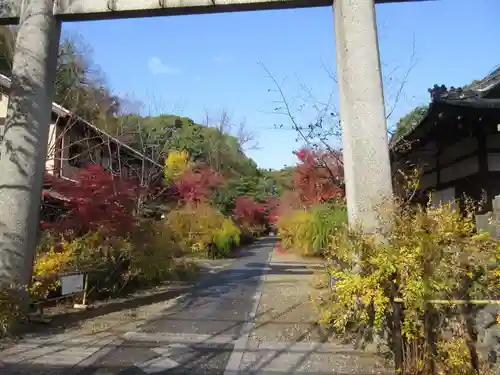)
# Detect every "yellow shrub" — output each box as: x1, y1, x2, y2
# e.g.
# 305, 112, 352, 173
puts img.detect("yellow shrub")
319, 198, 500, 373
32, 231, 130, 298
437, 337, 474, 375
277, 204, 347, 256
277, 209, 313, 254
128, 219, 183, 284
166, 204, 240, 257
214, 218, 241, 254
32, 241, 73, 298
164, 150, 191, 184
167, 204, 215, 253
